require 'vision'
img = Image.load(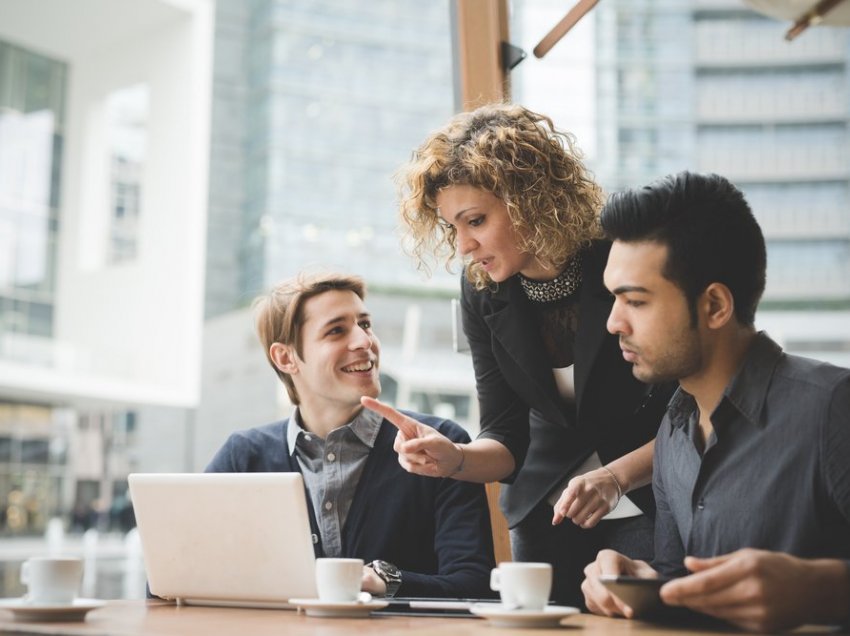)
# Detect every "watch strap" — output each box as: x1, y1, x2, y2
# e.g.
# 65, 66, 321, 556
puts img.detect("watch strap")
368, 560, 402, 597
